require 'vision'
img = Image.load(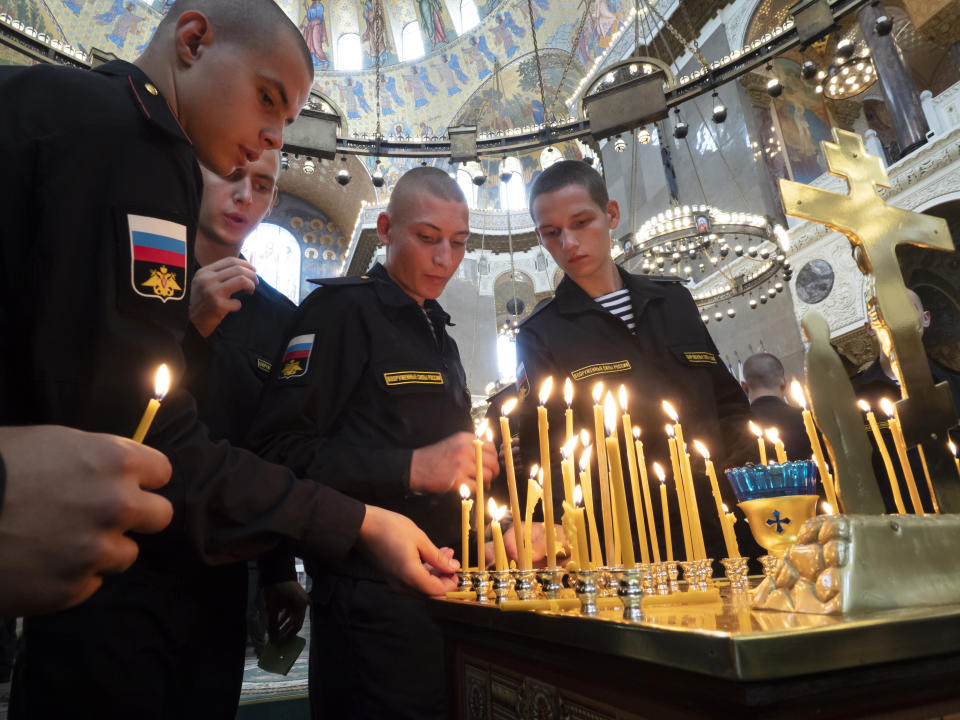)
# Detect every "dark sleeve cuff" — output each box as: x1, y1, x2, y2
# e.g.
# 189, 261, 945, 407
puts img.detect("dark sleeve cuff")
257, 543, 298, 586
294, 485, 366, 567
